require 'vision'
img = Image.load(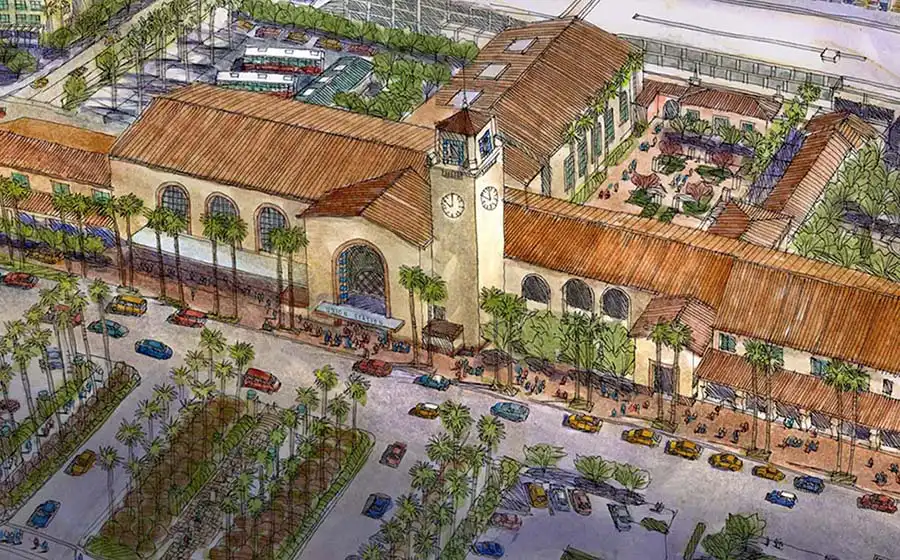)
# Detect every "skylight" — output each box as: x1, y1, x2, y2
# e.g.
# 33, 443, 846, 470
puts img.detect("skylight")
302, 88, 316, 96
449, 90, 482, 108
506, 38, 535, 53
478, 63, 508, 80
